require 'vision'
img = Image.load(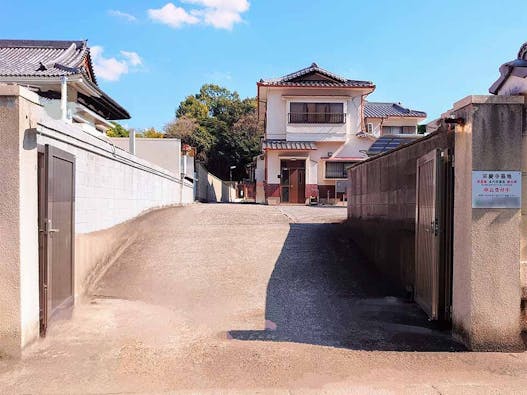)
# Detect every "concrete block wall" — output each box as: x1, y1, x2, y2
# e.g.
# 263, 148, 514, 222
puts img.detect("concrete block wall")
347, 130, 454, 292
37, 118, 193, 234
